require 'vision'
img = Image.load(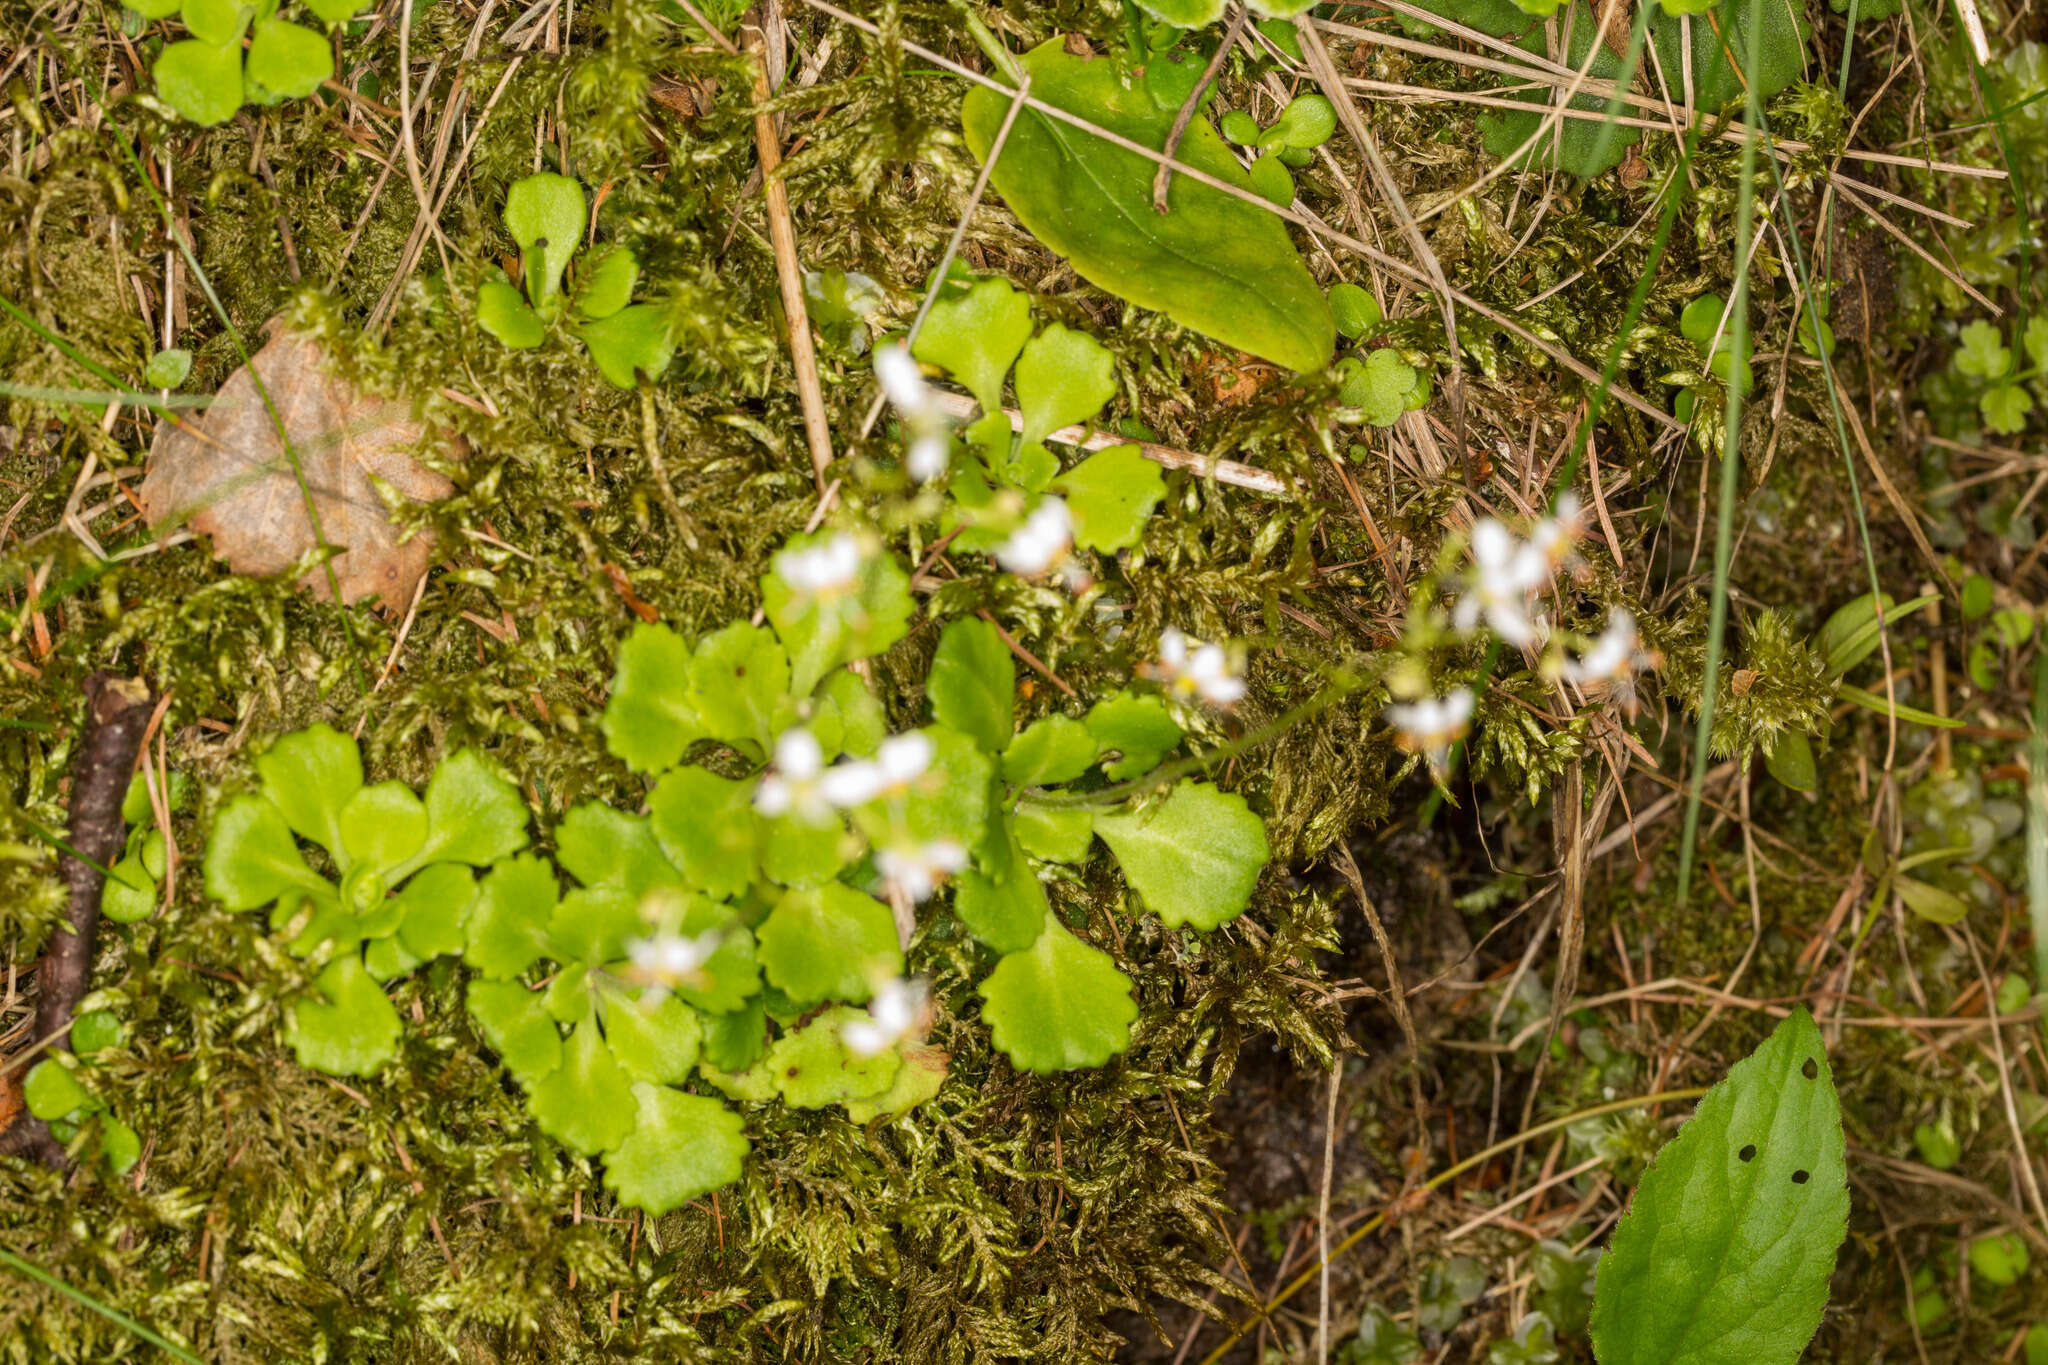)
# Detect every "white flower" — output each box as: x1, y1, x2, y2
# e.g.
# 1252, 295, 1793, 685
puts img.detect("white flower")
1385, 687, 1475, 771
1530, 493, 1587, 573
876, 343, 952, 483
876, 731, 934, 787
774, 532, 864, 597
1454, 519, 1550, 647
625, 928, 722, 987
755, 727, 830, 822
994, 498, 1073, 576
842, 976, 929, 1057
874, 840, 967, 903
1153, 627, 1247, 707
815, 731, 935, 809
1561, 608, 1659, 711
